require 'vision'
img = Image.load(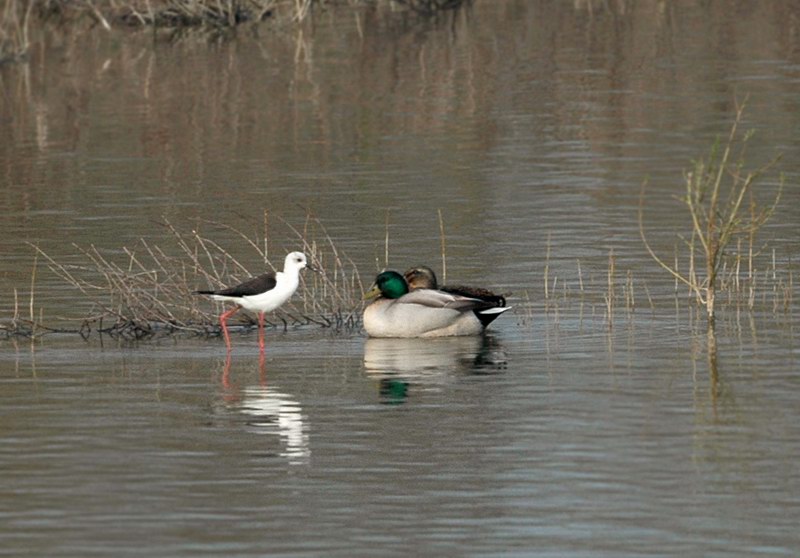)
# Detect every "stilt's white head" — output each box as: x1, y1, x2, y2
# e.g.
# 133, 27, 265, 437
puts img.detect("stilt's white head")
283, 252, 317, 274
